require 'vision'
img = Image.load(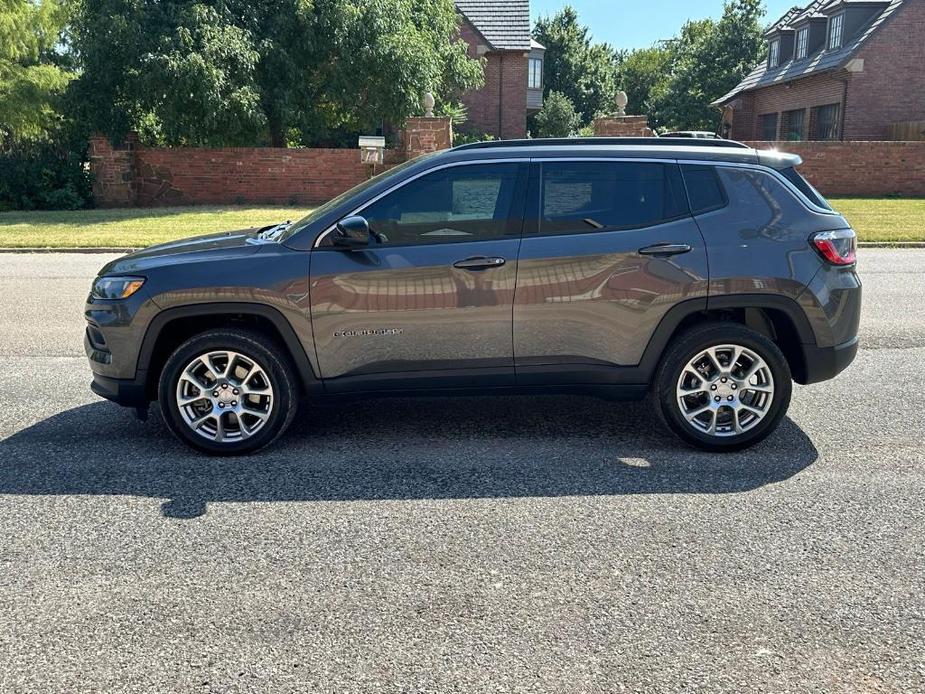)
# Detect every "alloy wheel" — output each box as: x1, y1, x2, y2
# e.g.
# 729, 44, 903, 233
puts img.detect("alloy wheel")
175, 350, 274, 442
675, 344, 775, 438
